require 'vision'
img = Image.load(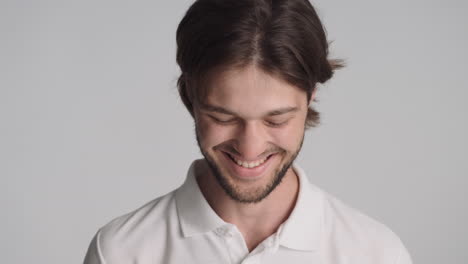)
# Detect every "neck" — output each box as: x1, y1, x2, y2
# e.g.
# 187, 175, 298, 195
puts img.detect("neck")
196, 159, 299, 251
